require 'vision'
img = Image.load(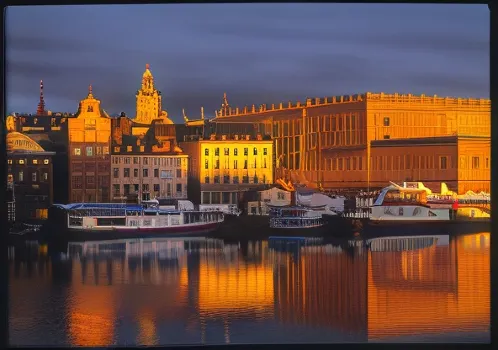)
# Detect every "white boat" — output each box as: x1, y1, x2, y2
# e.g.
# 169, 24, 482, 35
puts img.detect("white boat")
370, 182, 452, 223
50, 199, 224, 240
268, 206, 324, 230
